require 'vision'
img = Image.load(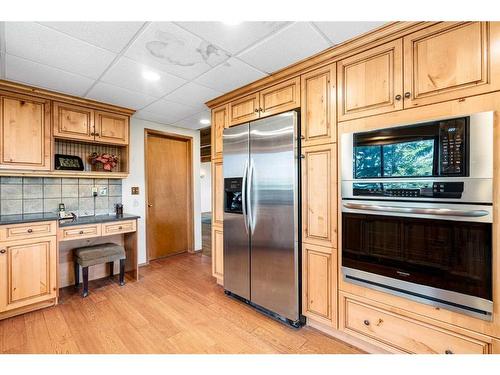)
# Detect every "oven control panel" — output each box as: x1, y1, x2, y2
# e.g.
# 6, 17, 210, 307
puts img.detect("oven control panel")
439, 118, 466, 175
353, 182, 464, 199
